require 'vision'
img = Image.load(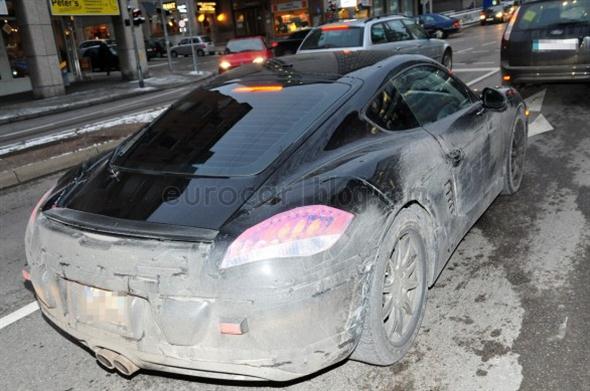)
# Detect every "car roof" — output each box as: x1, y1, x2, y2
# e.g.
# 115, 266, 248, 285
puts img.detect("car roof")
213, 51, 434, 84
320, 15, 406, 28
